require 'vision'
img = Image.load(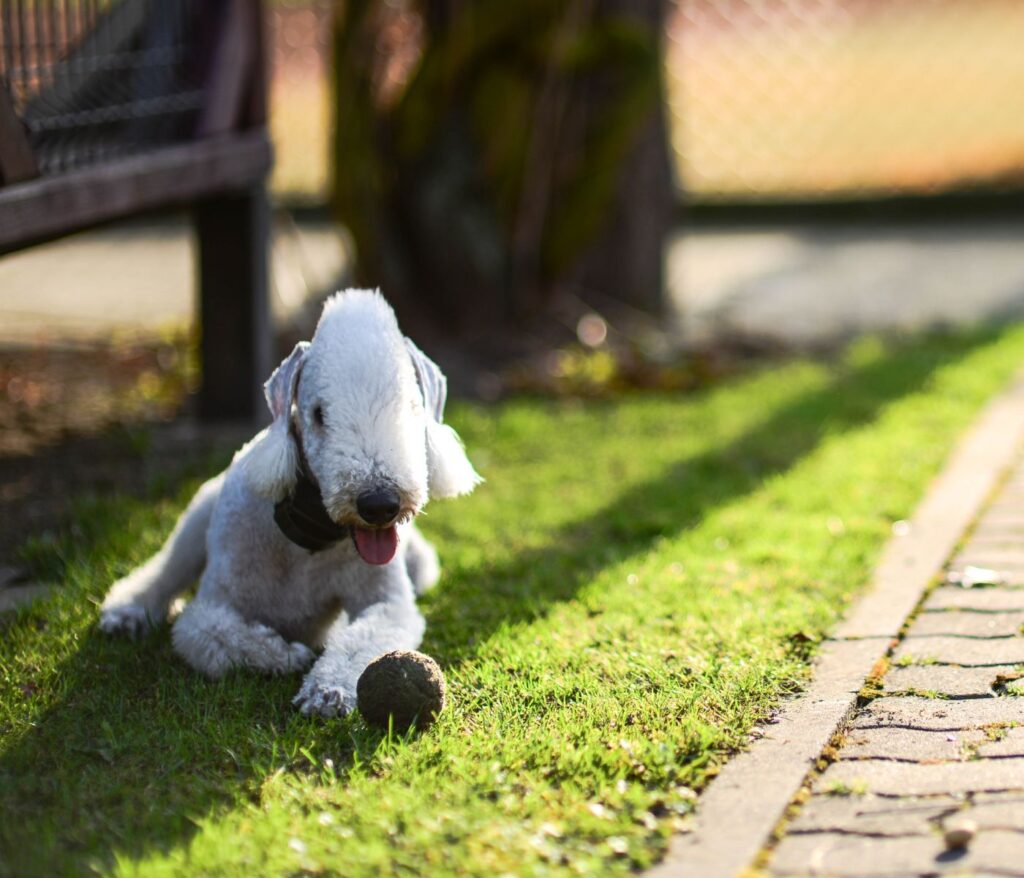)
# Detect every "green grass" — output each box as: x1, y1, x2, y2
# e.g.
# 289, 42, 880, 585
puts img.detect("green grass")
4, 326, 1024, 876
